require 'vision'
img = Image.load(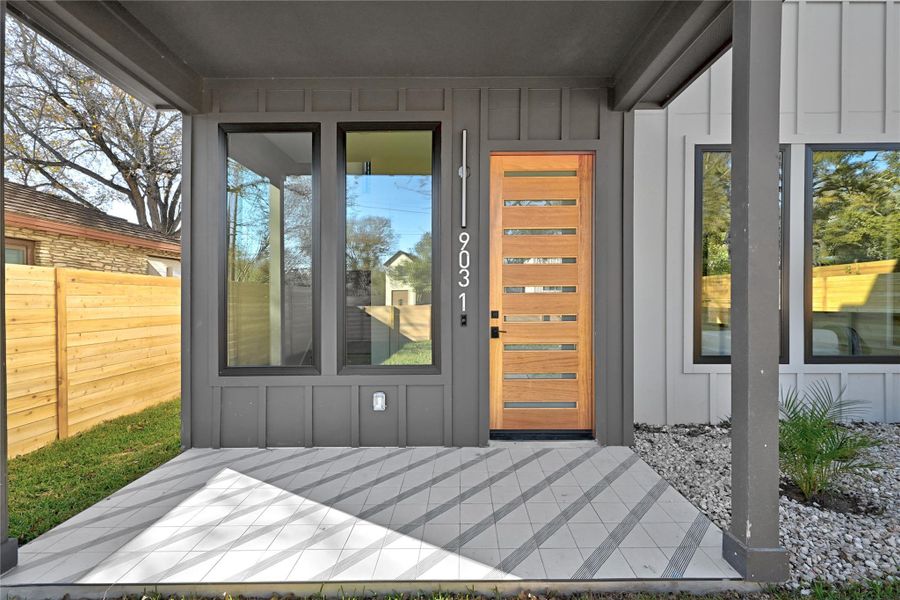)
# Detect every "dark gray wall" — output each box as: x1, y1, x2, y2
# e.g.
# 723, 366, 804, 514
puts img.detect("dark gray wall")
187, 78, 631, 448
